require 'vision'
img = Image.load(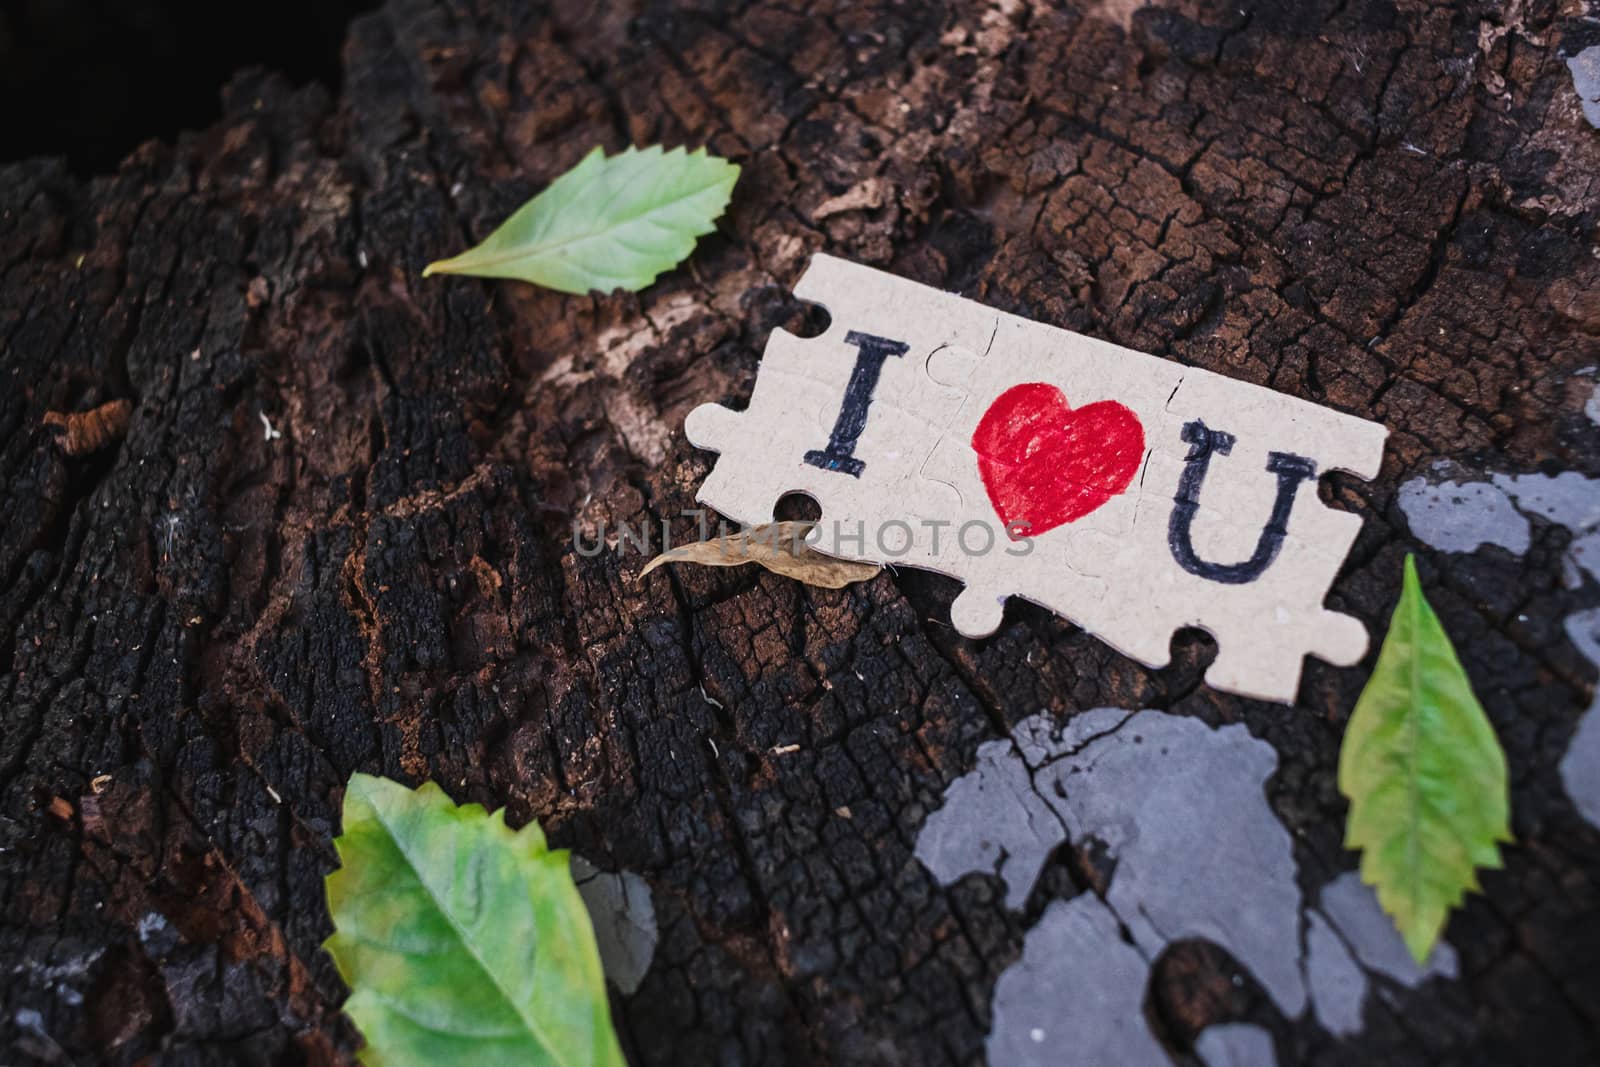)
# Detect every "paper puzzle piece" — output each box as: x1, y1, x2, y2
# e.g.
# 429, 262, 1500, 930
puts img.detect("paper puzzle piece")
685, 254, 1389, 703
